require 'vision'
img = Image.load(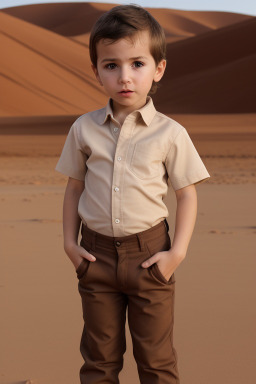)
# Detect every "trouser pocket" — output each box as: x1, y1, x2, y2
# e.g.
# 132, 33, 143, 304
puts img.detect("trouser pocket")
149, 262, 175, 285
76, 258, 90, 280
145, 233, 175, 285
76, 239, 92, 280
